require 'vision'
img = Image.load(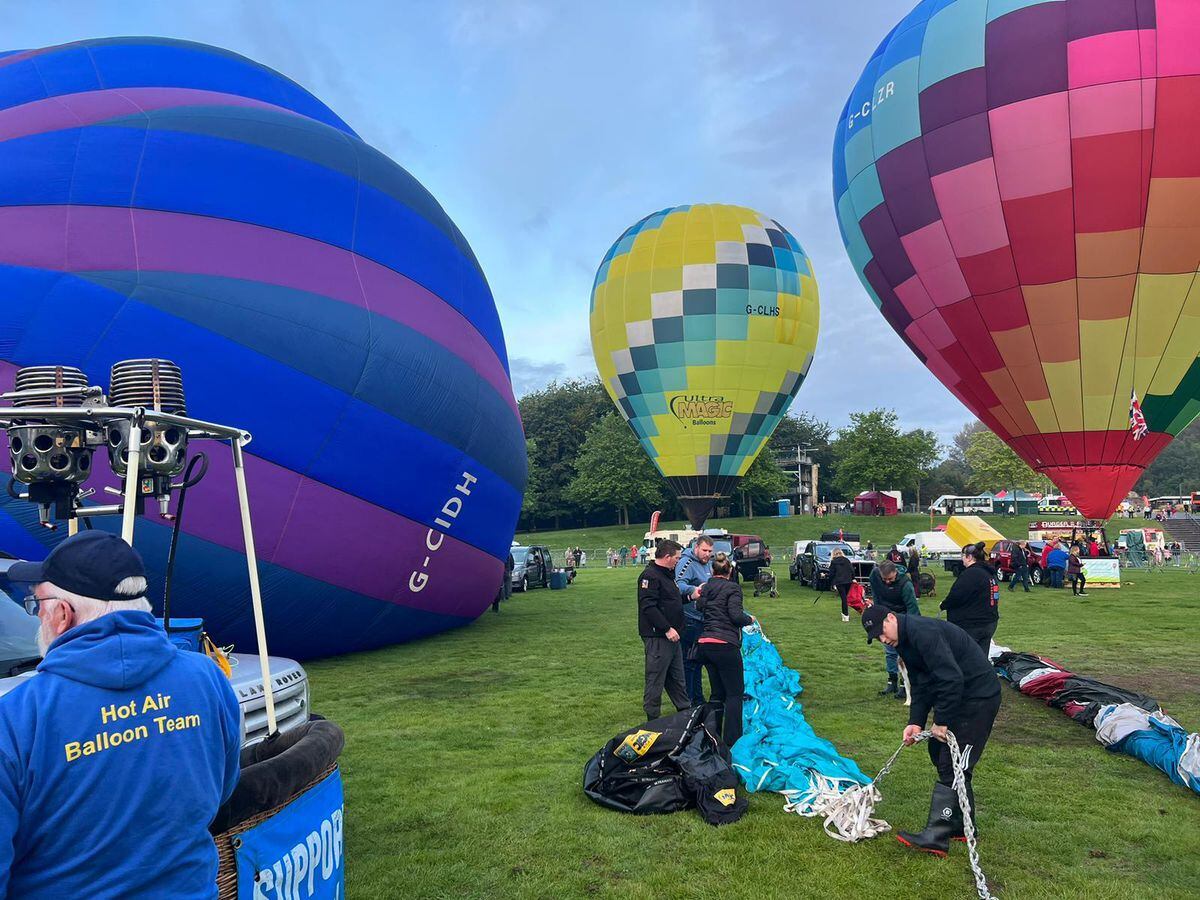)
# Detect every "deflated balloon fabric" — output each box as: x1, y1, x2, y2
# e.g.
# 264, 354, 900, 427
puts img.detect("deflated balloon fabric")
731, 627, 868, 806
